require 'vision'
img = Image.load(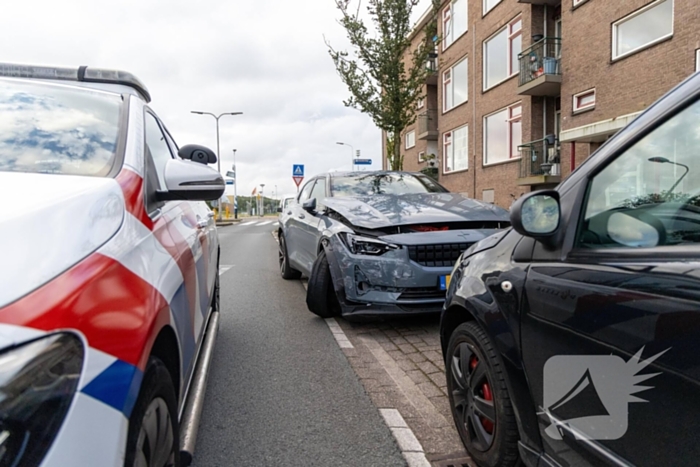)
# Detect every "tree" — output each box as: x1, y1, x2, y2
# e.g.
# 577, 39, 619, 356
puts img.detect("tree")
327, 0, 440, 170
